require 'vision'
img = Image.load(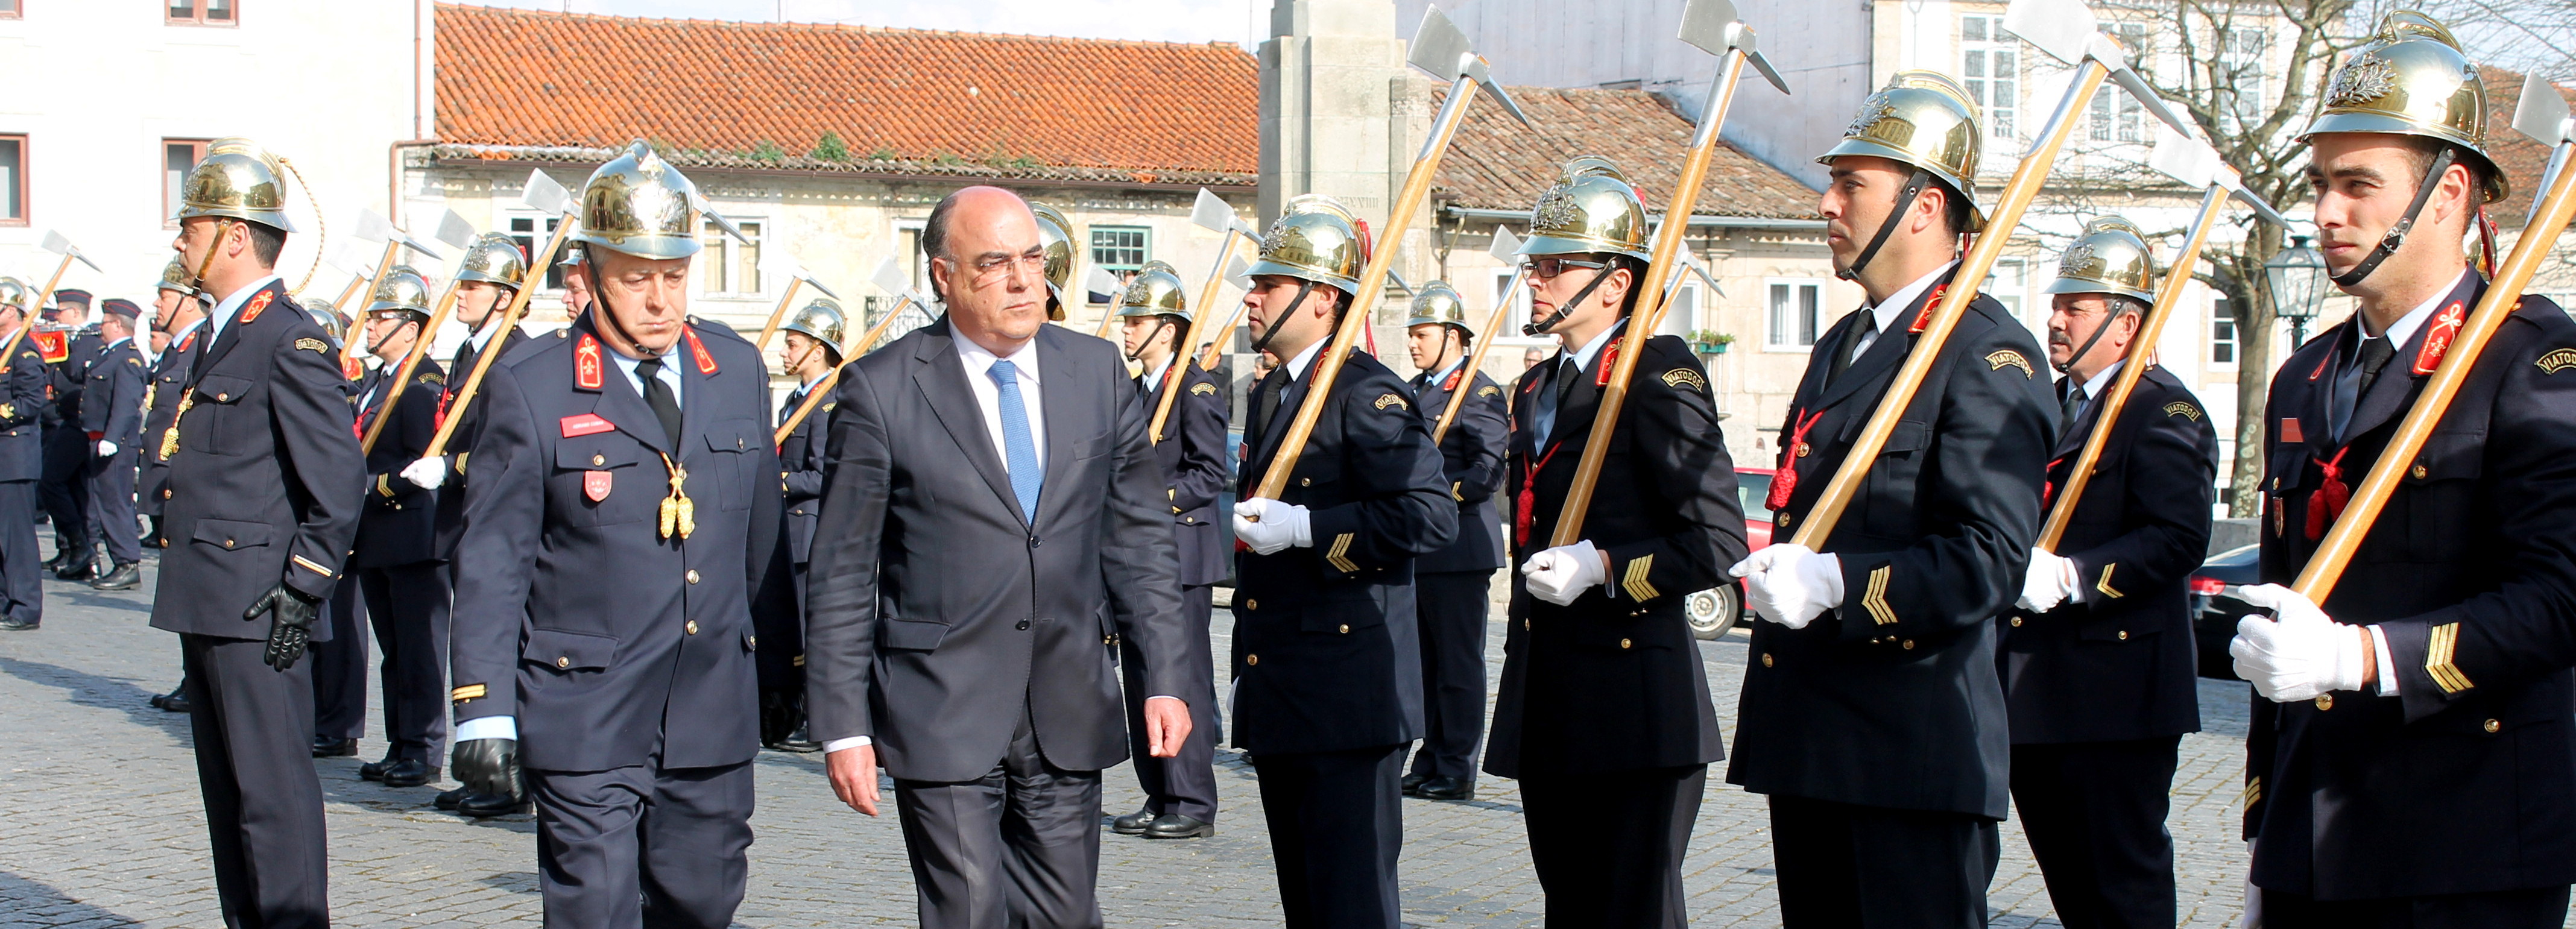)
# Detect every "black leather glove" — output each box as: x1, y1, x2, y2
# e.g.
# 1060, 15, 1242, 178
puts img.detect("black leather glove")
452, 737, 525, 802
243, 584, 323, 671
